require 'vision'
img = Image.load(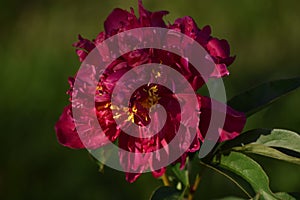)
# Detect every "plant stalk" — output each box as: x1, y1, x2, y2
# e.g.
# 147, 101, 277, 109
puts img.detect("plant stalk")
161, 173, 170, 186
